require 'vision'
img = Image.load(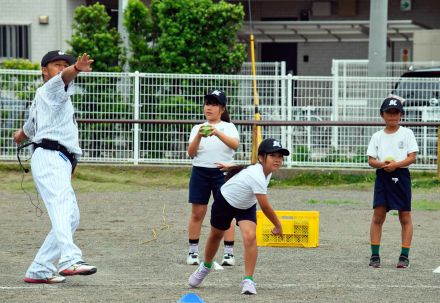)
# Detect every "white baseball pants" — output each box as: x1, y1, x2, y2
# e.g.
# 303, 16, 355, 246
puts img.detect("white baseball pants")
25, 148, 83, 279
